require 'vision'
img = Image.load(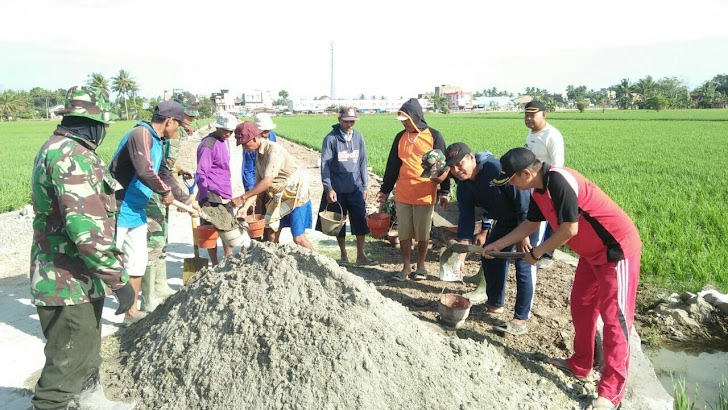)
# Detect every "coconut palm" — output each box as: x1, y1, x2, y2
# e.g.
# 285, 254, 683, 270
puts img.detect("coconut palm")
111, 69, 135, 120
634, 75, 655, 100
87, 73, 109, 90
0, 90, 29, 121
